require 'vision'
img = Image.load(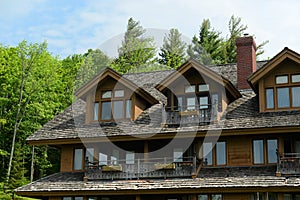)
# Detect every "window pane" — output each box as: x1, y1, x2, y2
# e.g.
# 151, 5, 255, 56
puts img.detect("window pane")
198, 195, 208, 200
266, 89, 274, 109
99, 153, 108, 165
101, 102, 111, 120
173, 148, 183, 162
126, 100, 132, 118
126, 151, 135, 164
114, 90, 124, 97
185, 85, 195, 93
111, 150, 119, 165
267, 139, 278, 163
177, 97, 183, 111
253, 140, 264, 164
75, 197, 84, 200
199, 96, 209, 109
212, 194, 222, 200
277, 88, 290, 108
86, 148, 94, 164
292, 87, 300, 107
216, 142, 226, 165
74, 149, 83, 170
63, 197, 72, 200
187, 97, 196, 110
199, 84, 209, 92
94, 102, 99, 120
276, 75, 288, 84
203, 143, 212, 165
102, 91, 112, 98
113, 101, 123, 119
283, 194, 292, 200
292, 74, 300, 83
